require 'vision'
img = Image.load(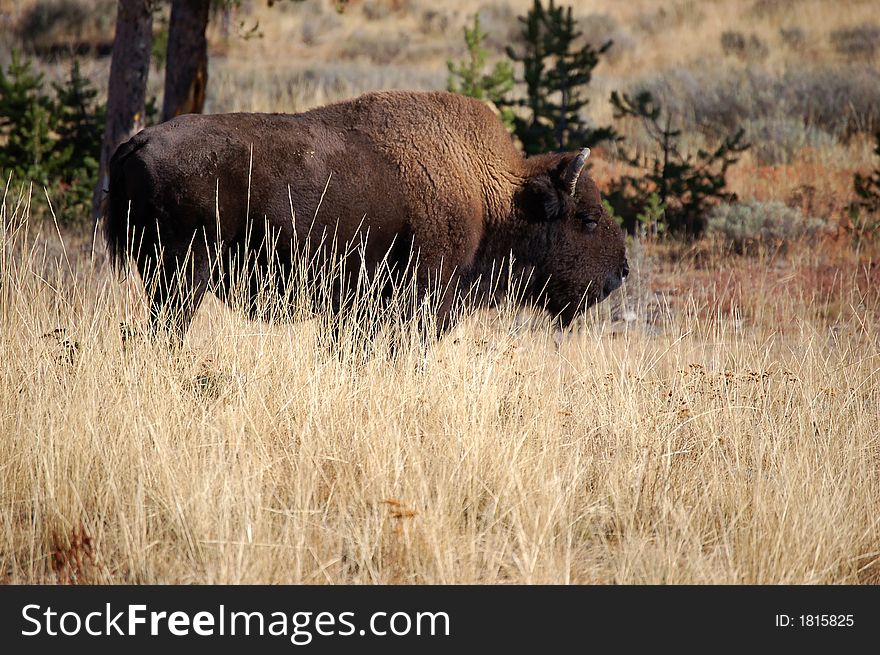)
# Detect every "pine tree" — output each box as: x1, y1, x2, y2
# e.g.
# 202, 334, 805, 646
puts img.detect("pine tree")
0, 54, 107, 225
0, 51, 57, 183
52, 61, 105, 217
501, 0, 617, 155
606, 90, 750, 235
447, 14, 515, 129
52, 61, 103, 173
505, 1, 552, 153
